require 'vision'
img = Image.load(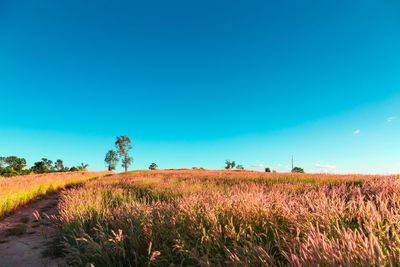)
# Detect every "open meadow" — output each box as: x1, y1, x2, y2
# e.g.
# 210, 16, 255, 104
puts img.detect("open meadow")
3, 1, 399, 266
48, 169, 400, 266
